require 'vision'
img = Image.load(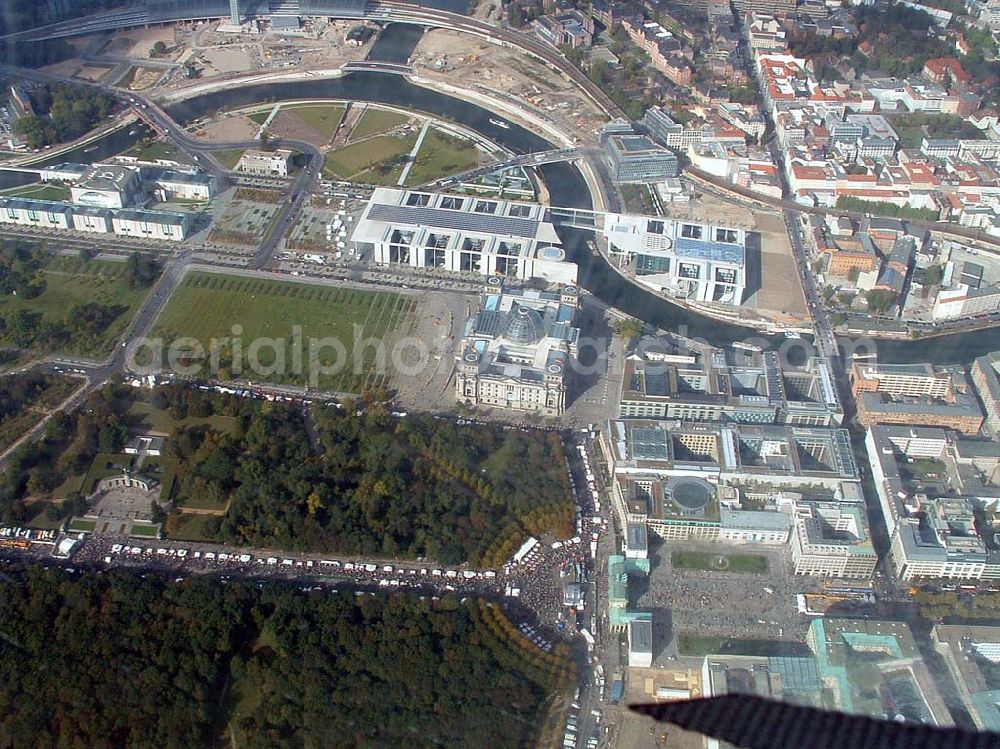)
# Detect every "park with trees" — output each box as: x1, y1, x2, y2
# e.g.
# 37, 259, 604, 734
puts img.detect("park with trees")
0, 564, 571, 748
